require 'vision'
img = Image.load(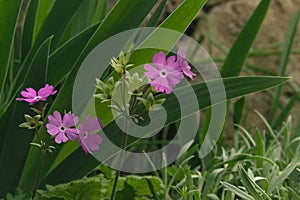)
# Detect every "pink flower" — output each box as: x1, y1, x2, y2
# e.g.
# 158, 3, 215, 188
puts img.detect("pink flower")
46, 111, 79, 144
144, 51, 183, 94
16, 84, 57, 105
78, 116, 103, 154
175, 48, 196, 80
